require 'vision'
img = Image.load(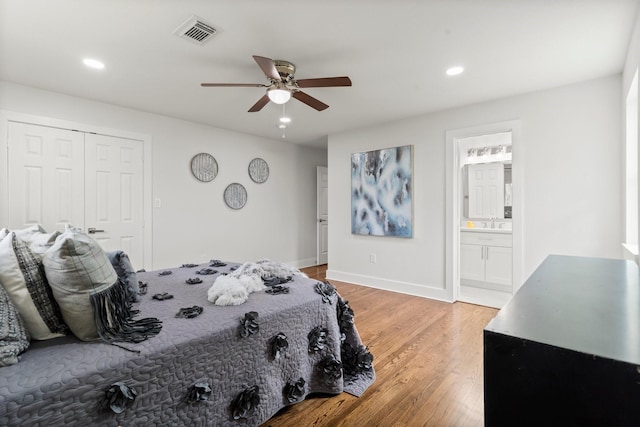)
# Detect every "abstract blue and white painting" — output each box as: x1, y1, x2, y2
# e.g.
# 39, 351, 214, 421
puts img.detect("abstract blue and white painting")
351, 145, 413, 237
